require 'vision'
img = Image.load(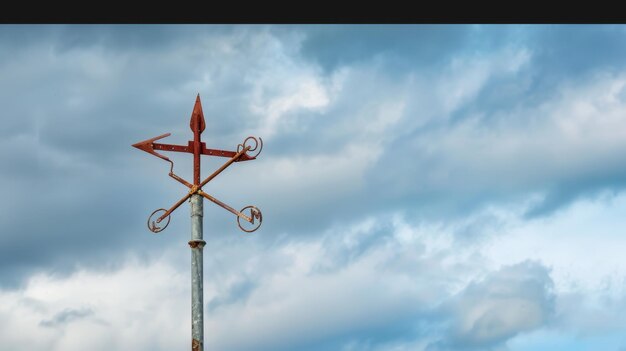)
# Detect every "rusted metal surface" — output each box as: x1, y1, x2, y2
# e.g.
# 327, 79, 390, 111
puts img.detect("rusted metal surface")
132, 133, 172, 161
135, 138, 257, 161
153, 143, 191, 153
150, 141, 256, 161
192, 339, 202, 351
237, 136, 263, 158
237, 205, 263, 233
202, 145, 255, 161
197, 190, 252, 222
132, 95, 263, 233
169, 171, 194, 189
198, 145, 250, 188
132, 94, 264, 351
190, 96, 204, 185
152, 145, 256, 226
156, 192, 192, 224
190, 95, 206, 134
188, 240, 207, 249
147, 208, 171, 233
